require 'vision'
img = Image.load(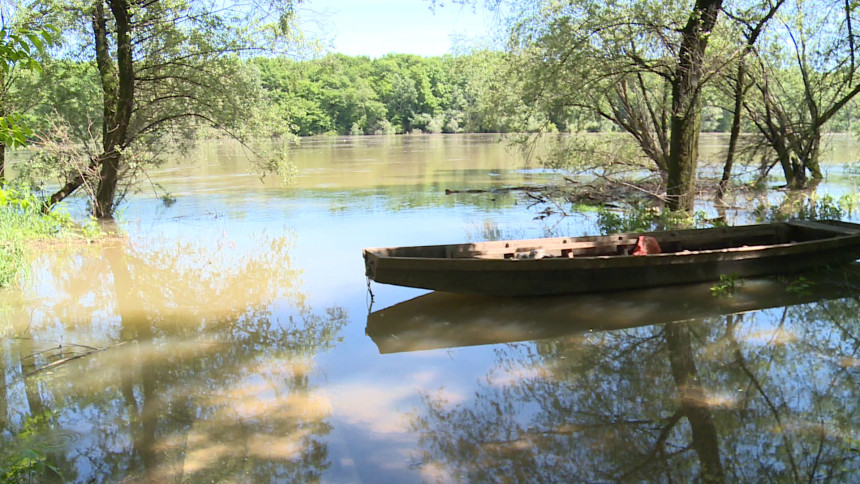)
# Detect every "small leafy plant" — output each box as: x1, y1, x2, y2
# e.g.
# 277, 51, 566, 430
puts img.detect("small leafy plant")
711, 273, 744, 298
785, 276, 814, 296
596, 203, 710, 234
0, 411, 63, 482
